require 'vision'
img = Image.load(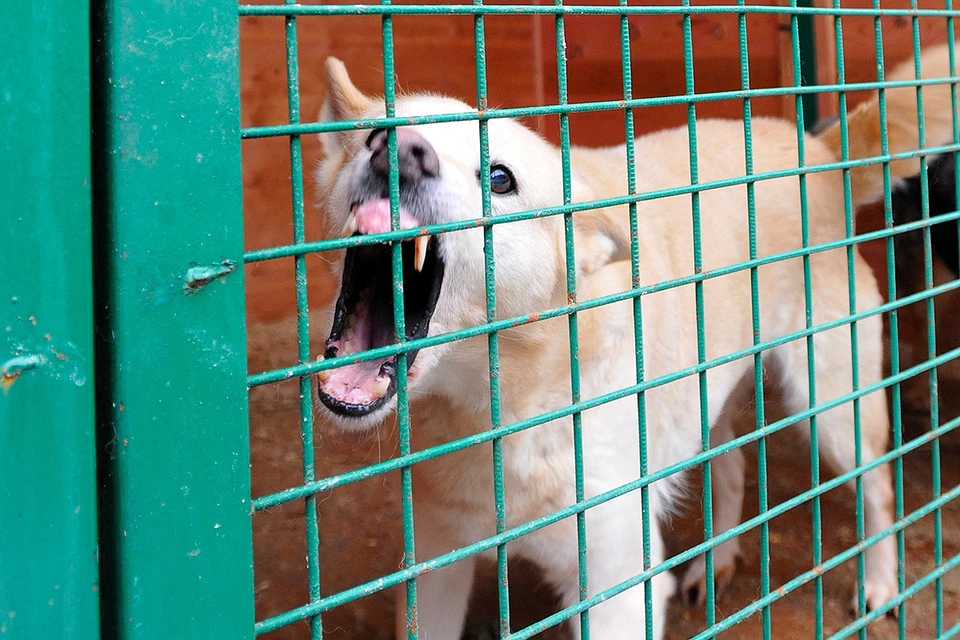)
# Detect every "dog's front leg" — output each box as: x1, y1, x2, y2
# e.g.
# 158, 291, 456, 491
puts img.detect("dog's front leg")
393, 512, 477, 640
547, 498, 673, 640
